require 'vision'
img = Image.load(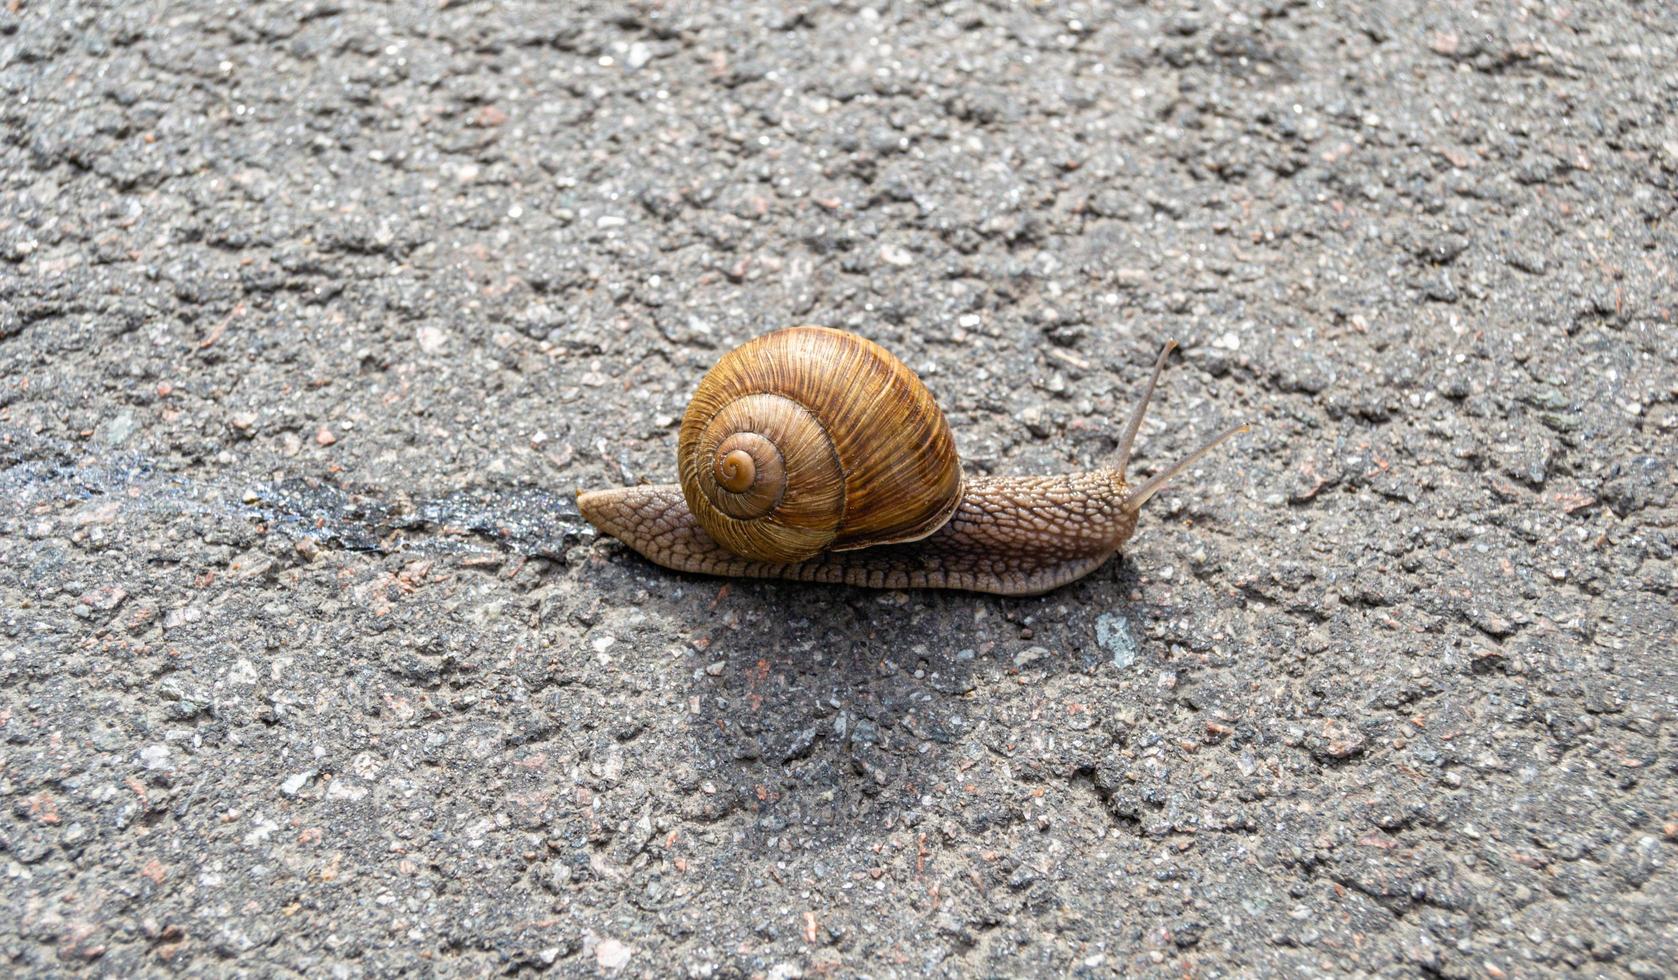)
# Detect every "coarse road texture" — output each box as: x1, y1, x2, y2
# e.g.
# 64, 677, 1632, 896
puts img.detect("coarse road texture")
2, 2, 1675, 976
